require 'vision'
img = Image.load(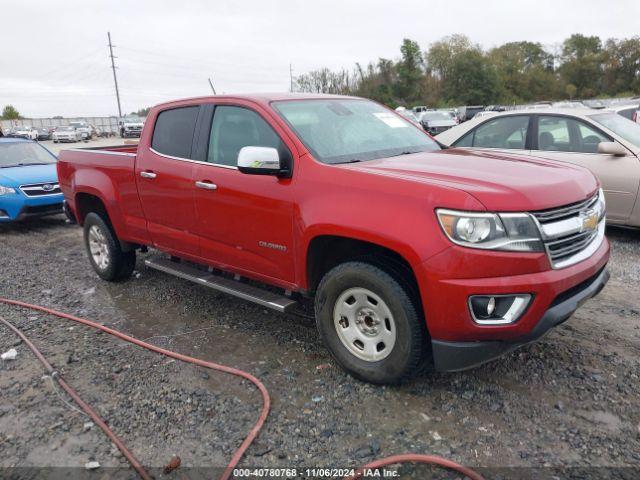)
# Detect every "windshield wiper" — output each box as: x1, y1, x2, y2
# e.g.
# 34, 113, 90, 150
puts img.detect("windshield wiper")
334, 159, 363, 164
0, 162, 51, 168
